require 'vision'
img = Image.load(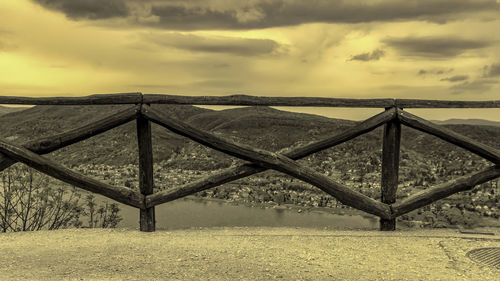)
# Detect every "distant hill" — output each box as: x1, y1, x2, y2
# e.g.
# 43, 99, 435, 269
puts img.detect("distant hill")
0, 104, 363, 166
0, 104, 499, 182
0, 105, 29, 116
432, 119, 500, 127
